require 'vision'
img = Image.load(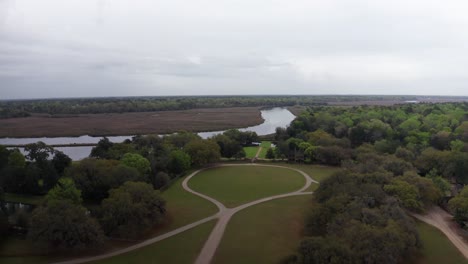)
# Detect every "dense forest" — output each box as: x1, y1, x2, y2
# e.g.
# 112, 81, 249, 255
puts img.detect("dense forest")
0, 95, 420, 118
274, 102, 468, 263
